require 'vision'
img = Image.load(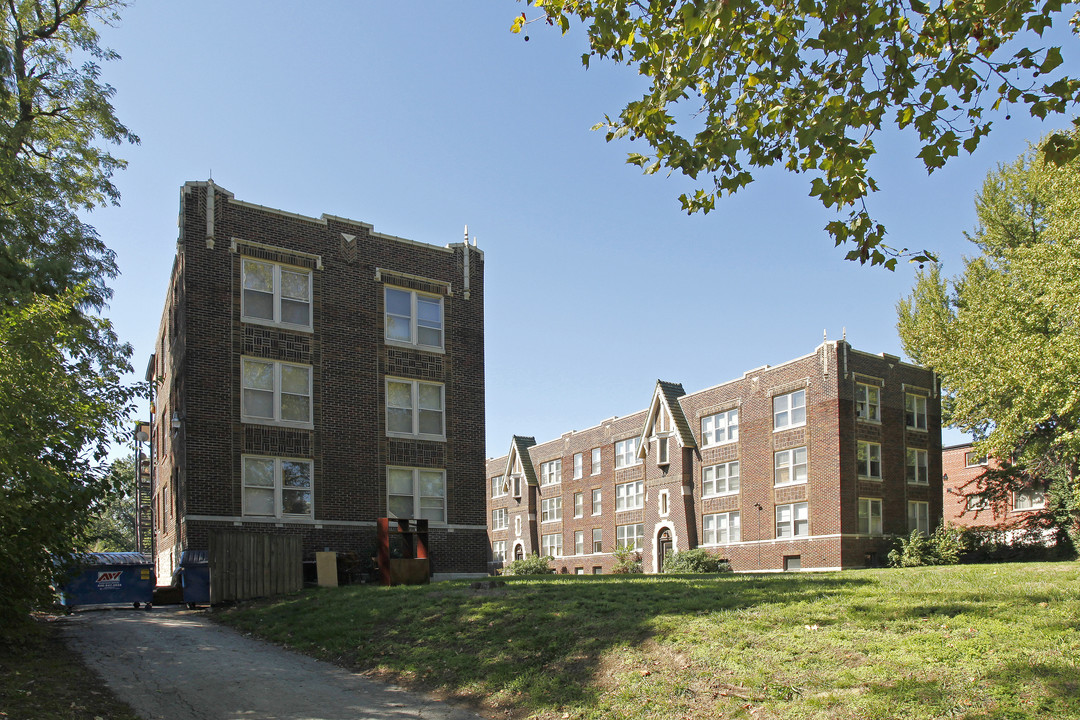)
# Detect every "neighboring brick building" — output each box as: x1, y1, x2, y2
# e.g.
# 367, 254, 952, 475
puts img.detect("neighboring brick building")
942, 443, 1047, 530
146, 181, 487, 581
486, 341, 942, 573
